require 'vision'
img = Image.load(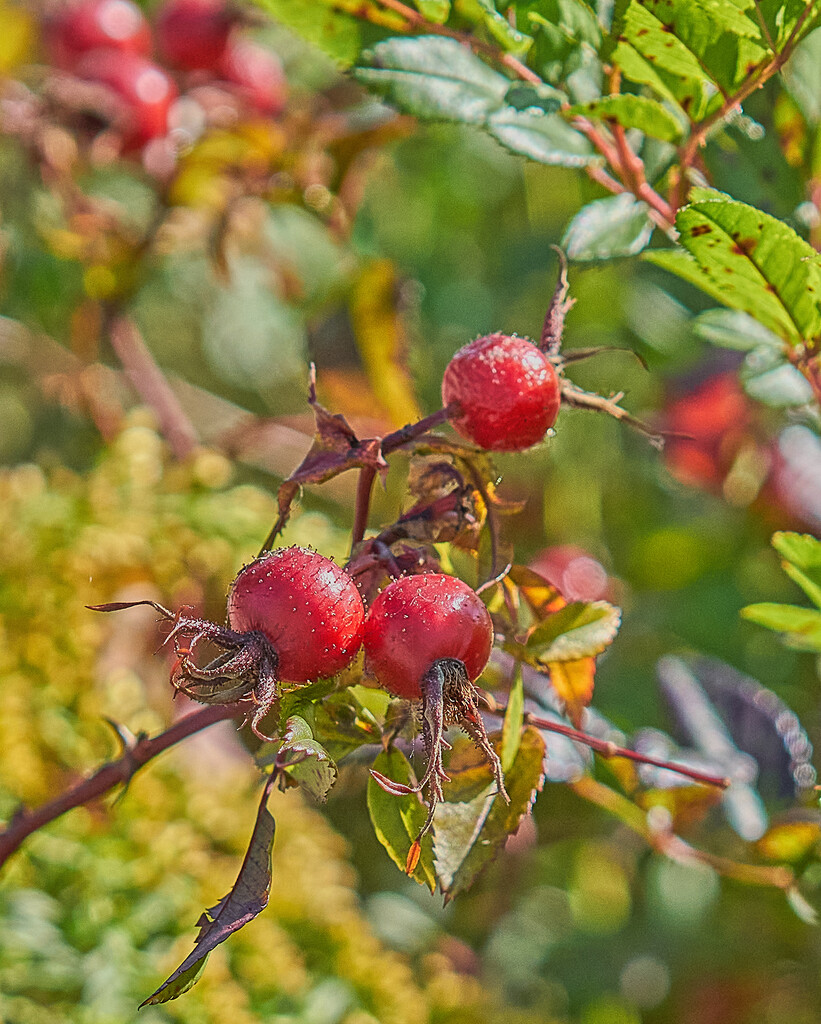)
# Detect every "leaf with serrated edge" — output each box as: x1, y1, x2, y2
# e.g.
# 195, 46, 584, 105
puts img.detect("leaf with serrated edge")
741, 603, 821, 651
368, 749, 436, 890
646, 191, 821, 345
567, 94, 684, 142
356, 36, 509, 124
693, 309, 784, 351
563, 193, 655, 261
487, 108, 597, 166
141, 777, 277, 1005
525, 601, 621, 662
435, 726, 545, 899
